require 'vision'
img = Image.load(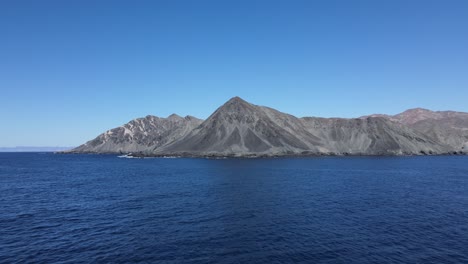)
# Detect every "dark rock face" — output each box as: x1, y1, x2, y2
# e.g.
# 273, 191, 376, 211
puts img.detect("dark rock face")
70, 97, 467, 156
